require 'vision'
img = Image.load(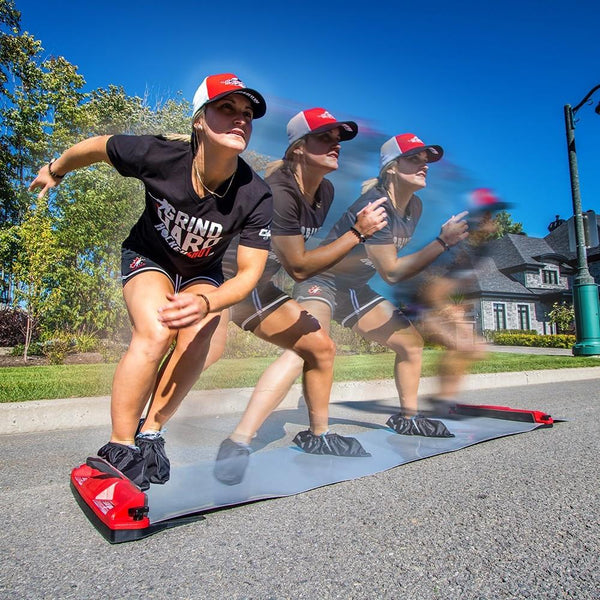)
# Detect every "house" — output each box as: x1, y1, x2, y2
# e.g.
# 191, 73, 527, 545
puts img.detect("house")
463, 214, 600, 334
